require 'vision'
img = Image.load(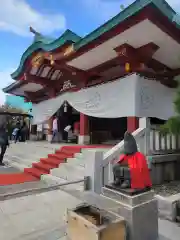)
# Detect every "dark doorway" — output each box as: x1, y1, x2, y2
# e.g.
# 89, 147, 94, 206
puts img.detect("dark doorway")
150, 117, 166, 126
89, 117, 127, 144
56, 103, 80, 142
